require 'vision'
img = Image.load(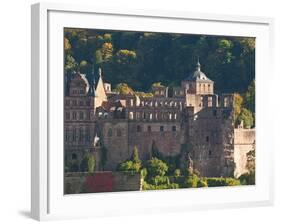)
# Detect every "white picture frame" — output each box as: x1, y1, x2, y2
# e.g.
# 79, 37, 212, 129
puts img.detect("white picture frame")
31, 2, 275, 221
